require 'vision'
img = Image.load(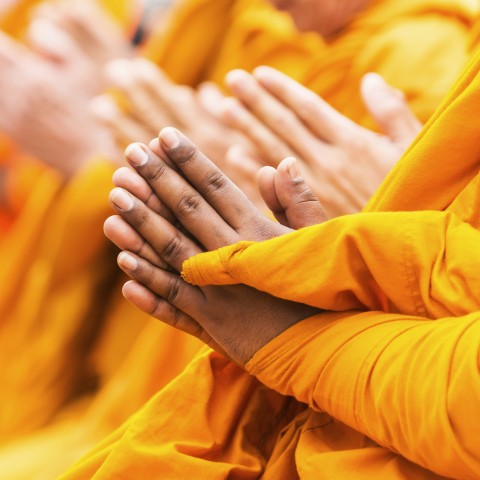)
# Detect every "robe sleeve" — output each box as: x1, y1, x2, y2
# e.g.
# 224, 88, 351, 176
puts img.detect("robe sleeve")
244, 310, 480, 480
182, 210, 480, 319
